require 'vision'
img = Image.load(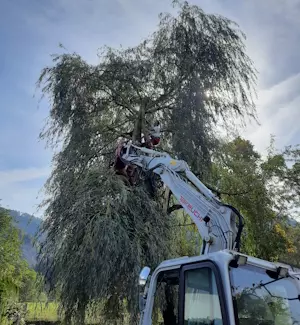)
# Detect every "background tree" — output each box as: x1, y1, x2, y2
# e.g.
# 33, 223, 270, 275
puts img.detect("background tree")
0, 207, 26, 323
208, 137, 299, 261
261, 138, 300, 264
261, 137, 300, 218
0, 207, 22, 319
37, 1, 257, 323
18, 268, 45, 303
0, 206, 48, 325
